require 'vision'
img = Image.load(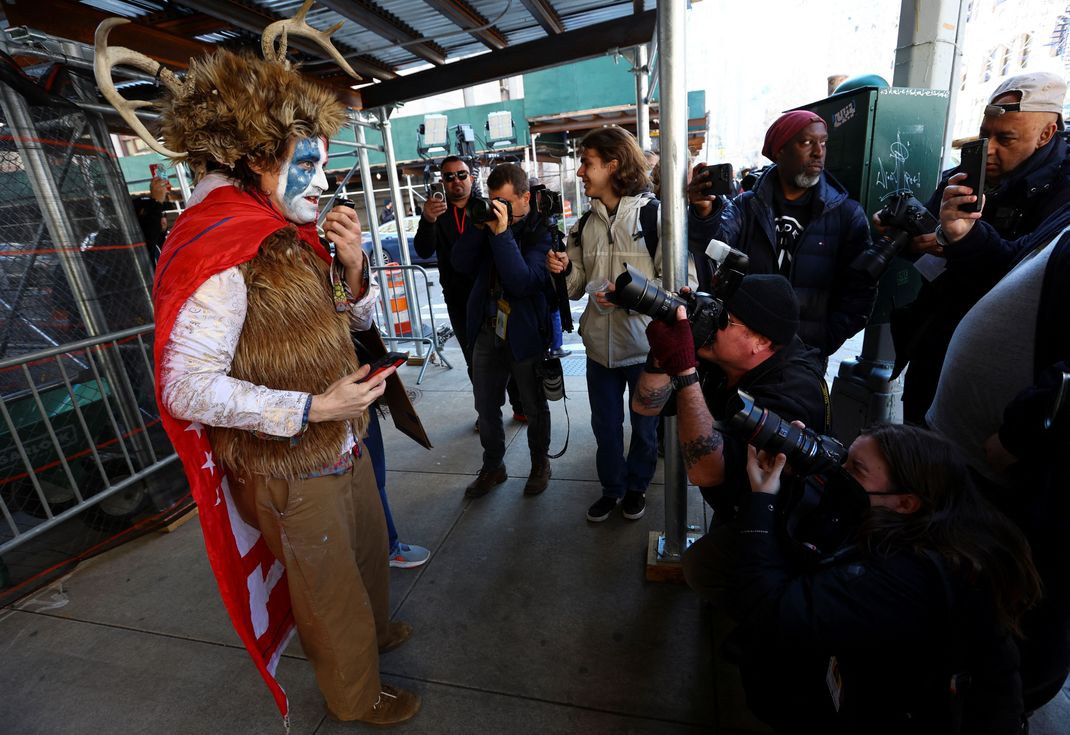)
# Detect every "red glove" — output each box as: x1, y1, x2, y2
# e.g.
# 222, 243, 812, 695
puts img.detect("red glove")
646, 313, 696, 376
